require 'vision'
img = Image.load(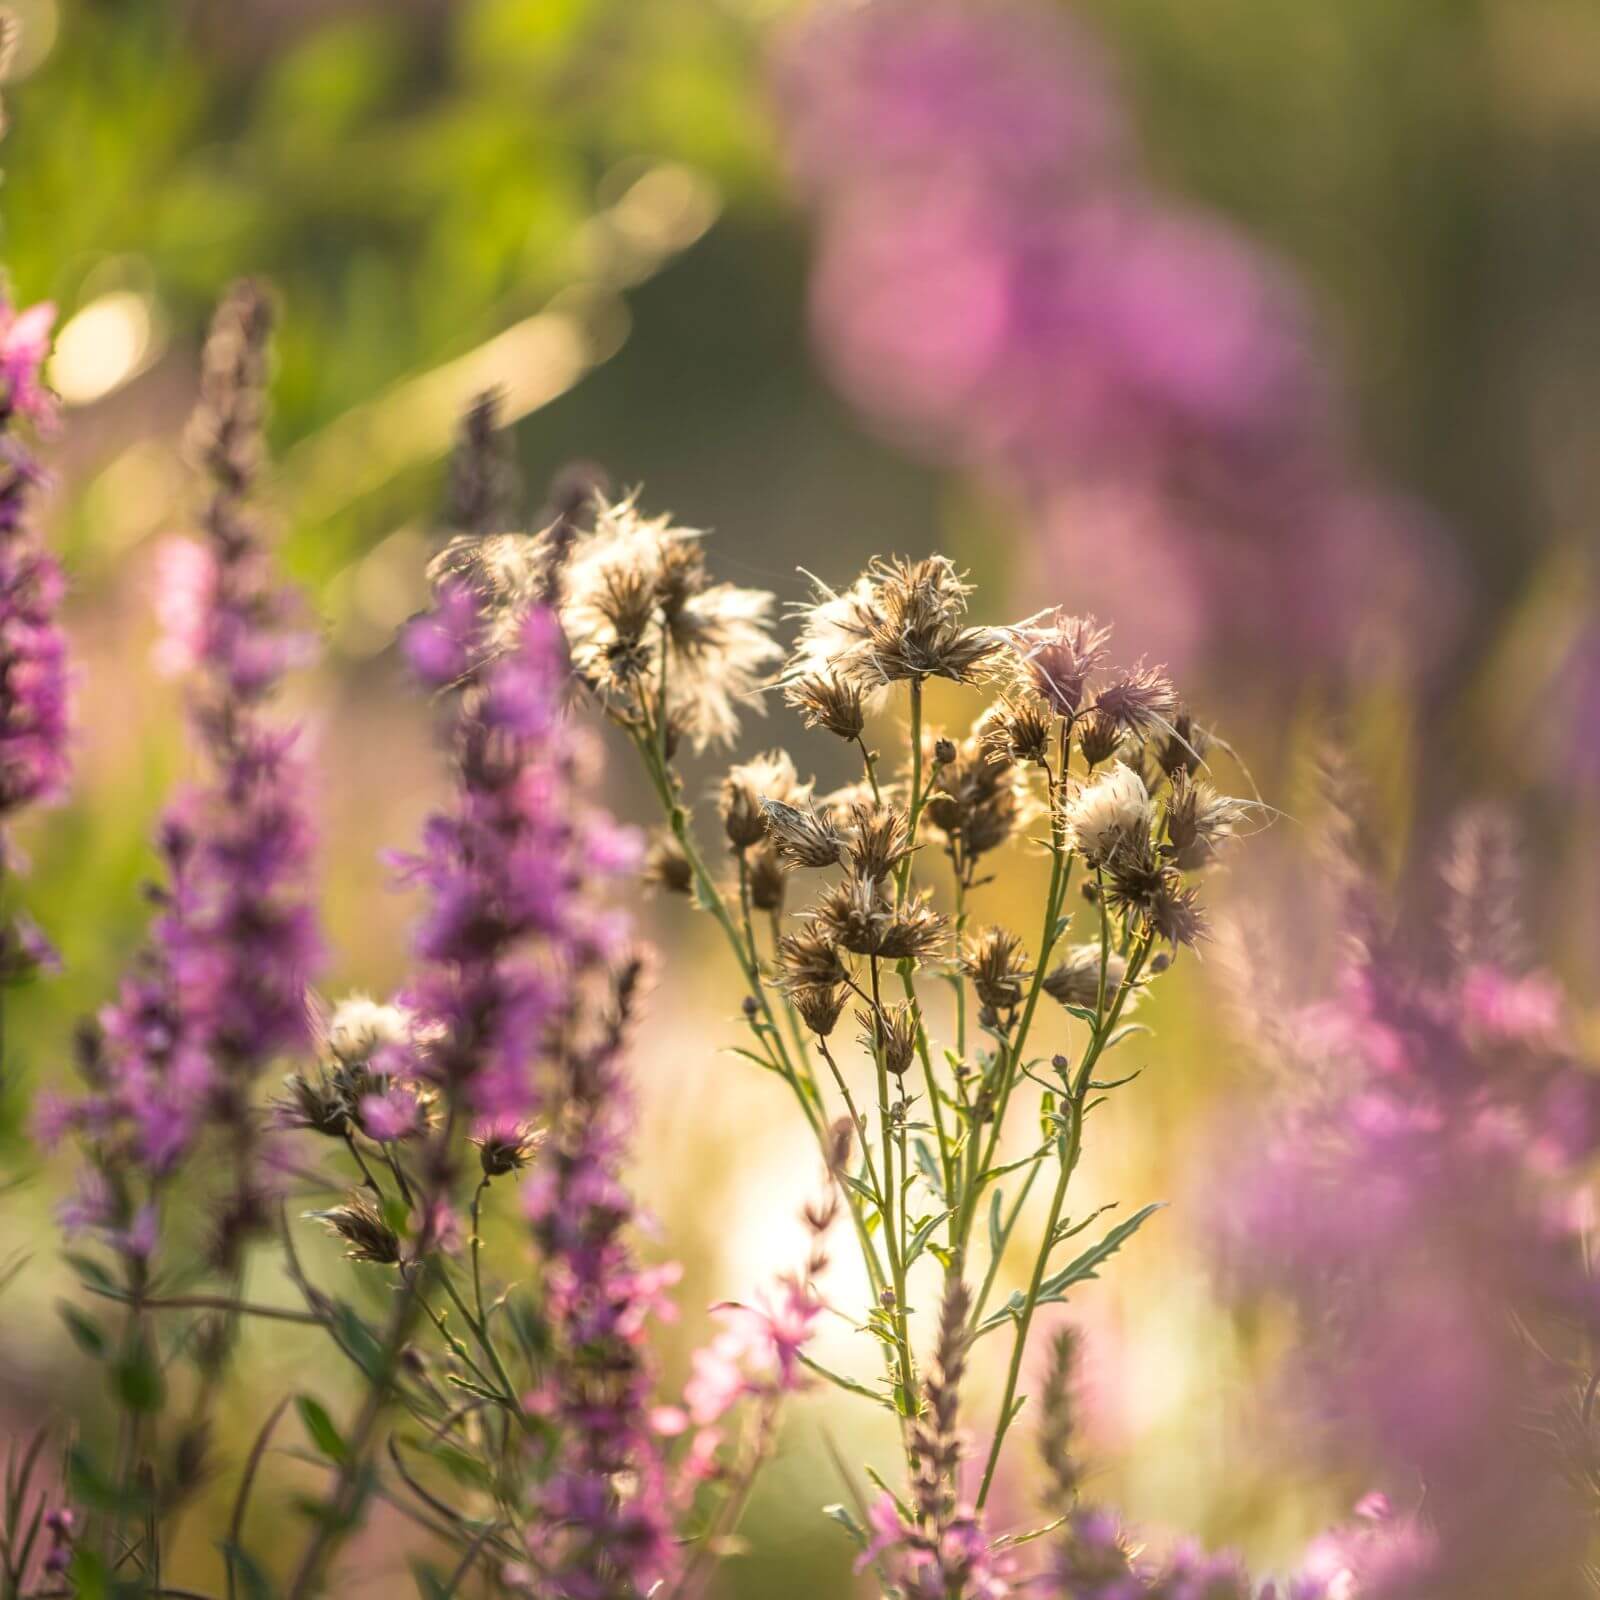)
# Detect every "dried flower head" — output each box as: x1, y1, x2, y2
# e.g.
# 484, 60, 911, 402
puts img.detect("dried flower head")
746, 842, 788, 913
859, 1001, 918, 1076
1064, 761, 1154, 867
979, 695, 1054, 767
720, 750, 807, 851
1103, 827, 1209, 948
842, 801, 913, 882
962, 925, 1031, 1013
644, 829, 694, 896
1089, 660, 1177, 734
762, 798, 845, 869
812, 876, 949, 962
311, 1193, 402, 1265
777, 924, 851, 991
327, 994, 412, 1066
473, 1117, 541, 1177
787, 555, 998, 692
793, 982, 849, 1038
275, 1066, 349, 1138
554, 494, 780, 750
926, 724, 1027, 863
1004, 611, 1111, 717
1165, 771, 1251, 871
1075, 706, 1122, 770
784, 670, 866, 741
1154, 710, 1210, 779
1043, 944, 1134, 1013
